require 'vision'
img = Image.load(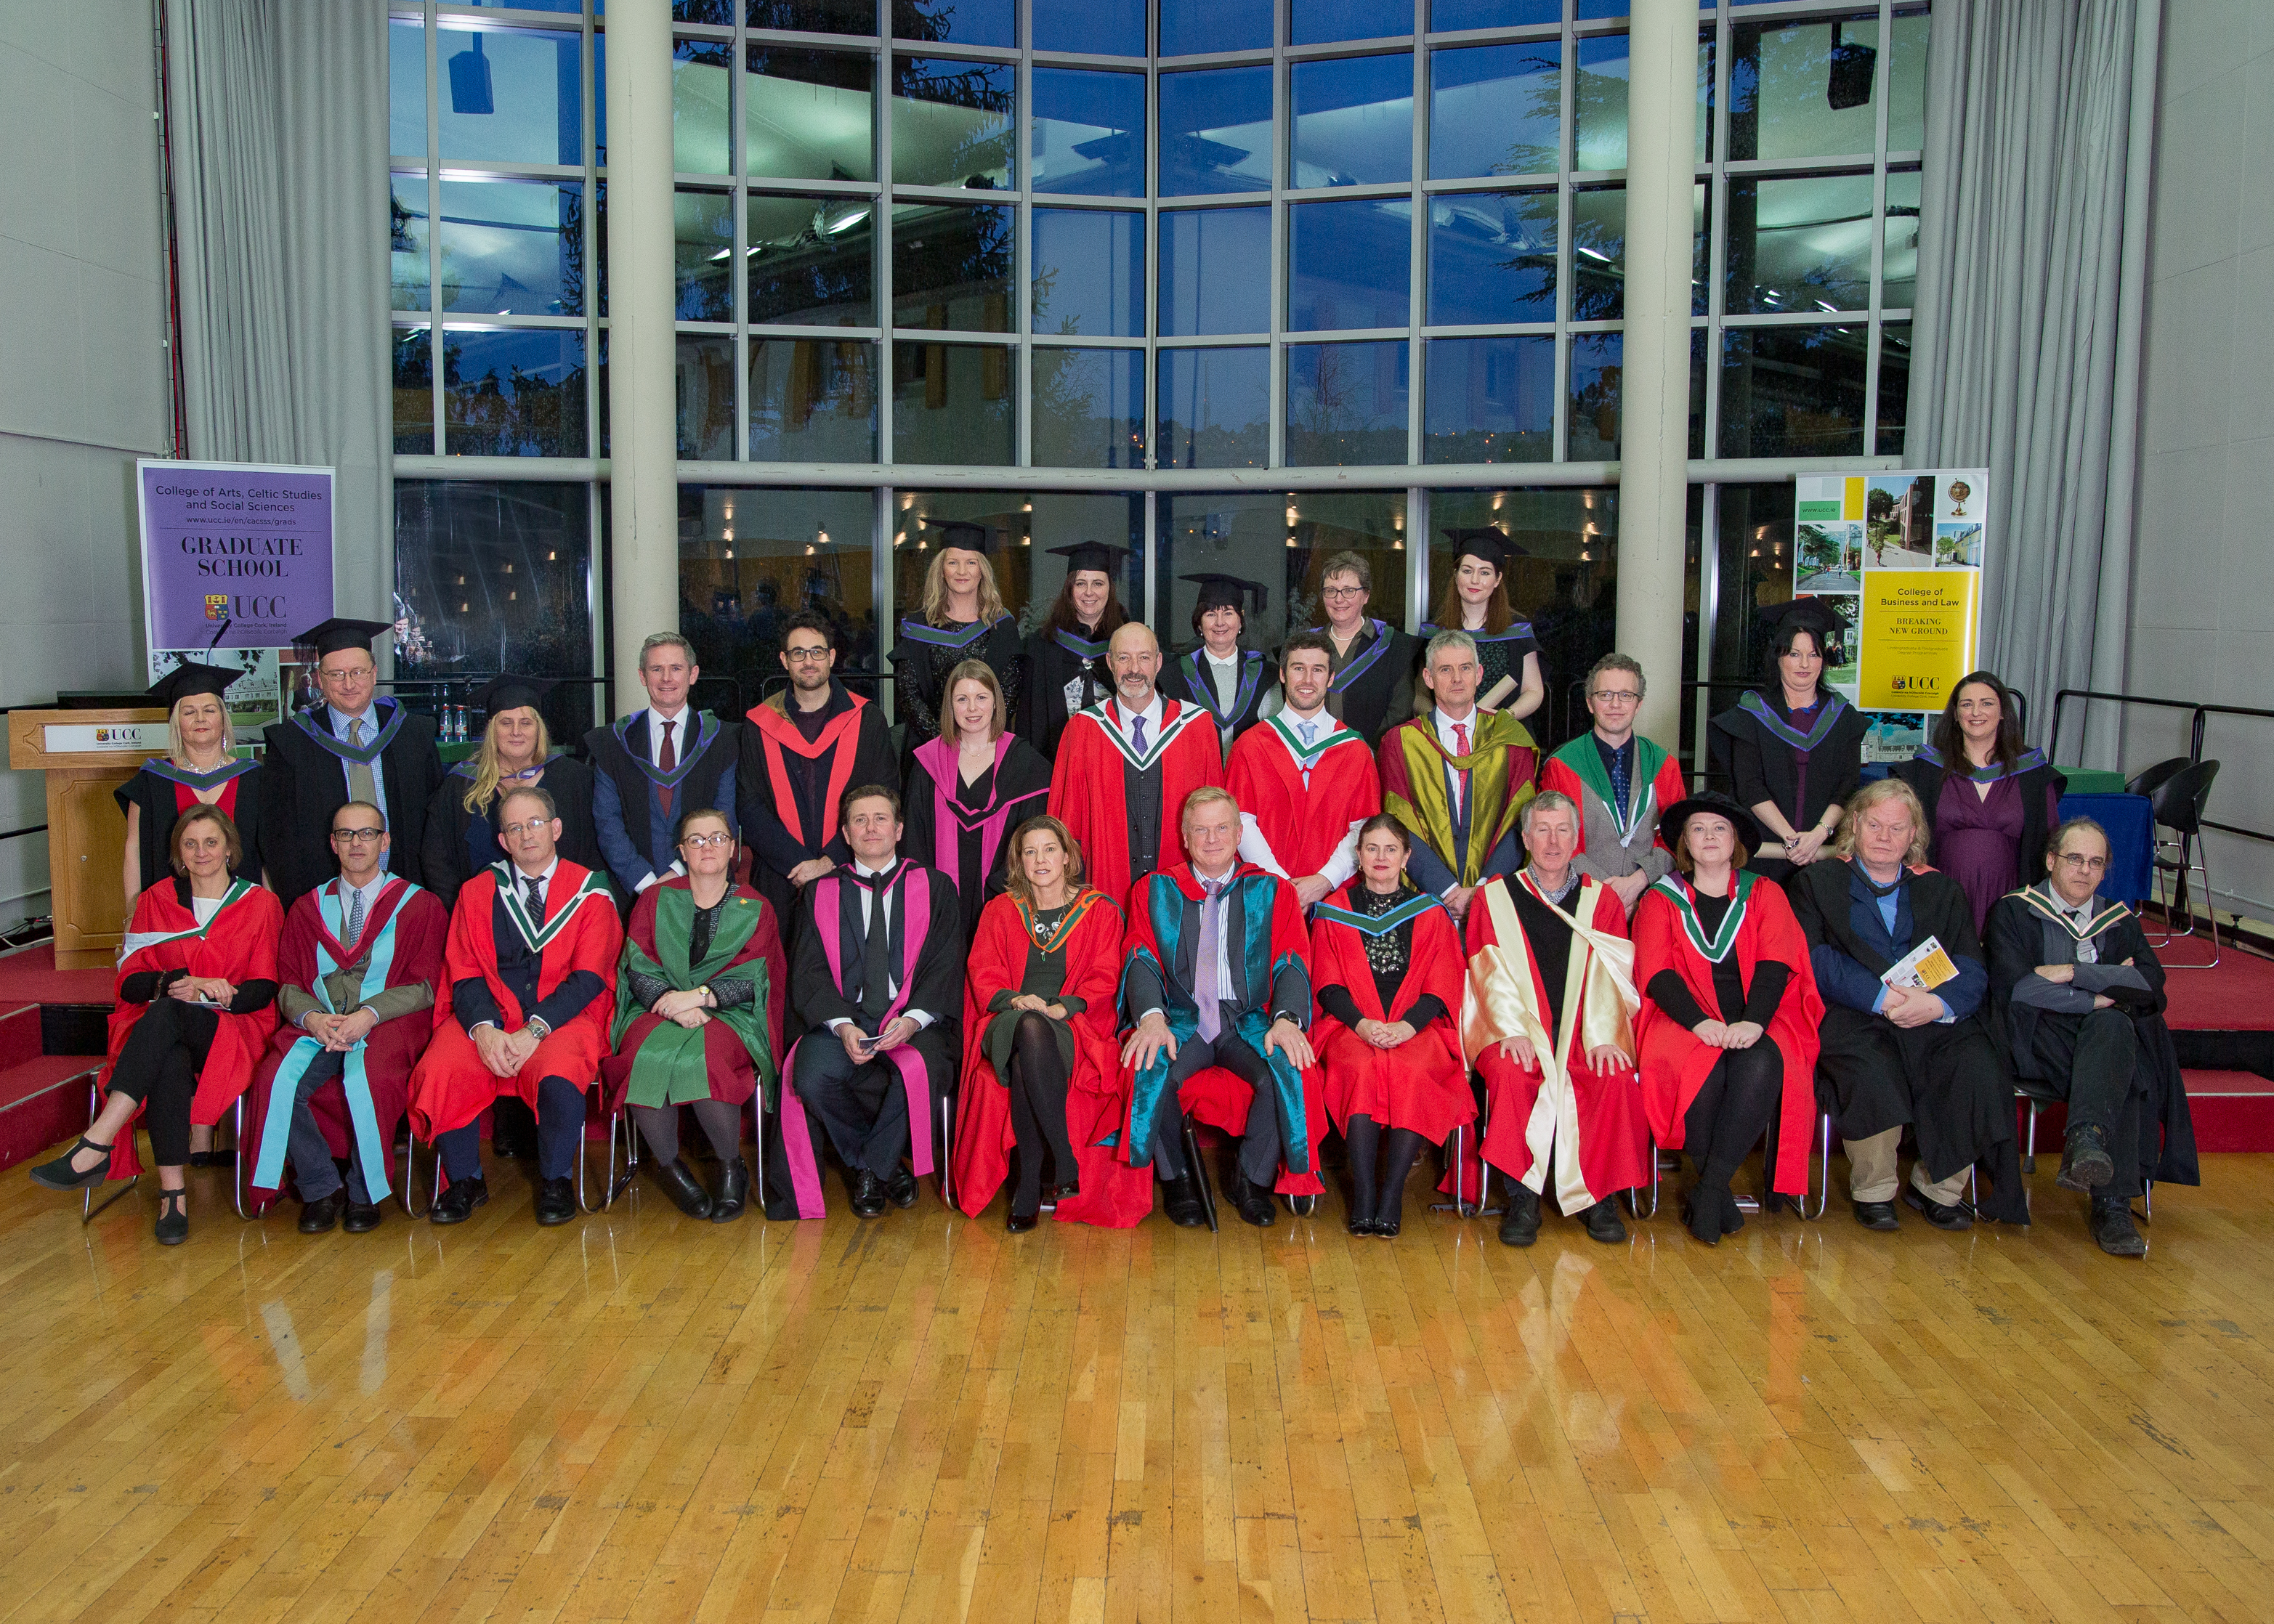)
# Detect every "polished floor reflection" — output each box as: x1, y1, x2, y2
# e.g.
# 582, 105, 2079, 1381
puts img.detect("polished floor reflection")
7, 1152, 2270, 1621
